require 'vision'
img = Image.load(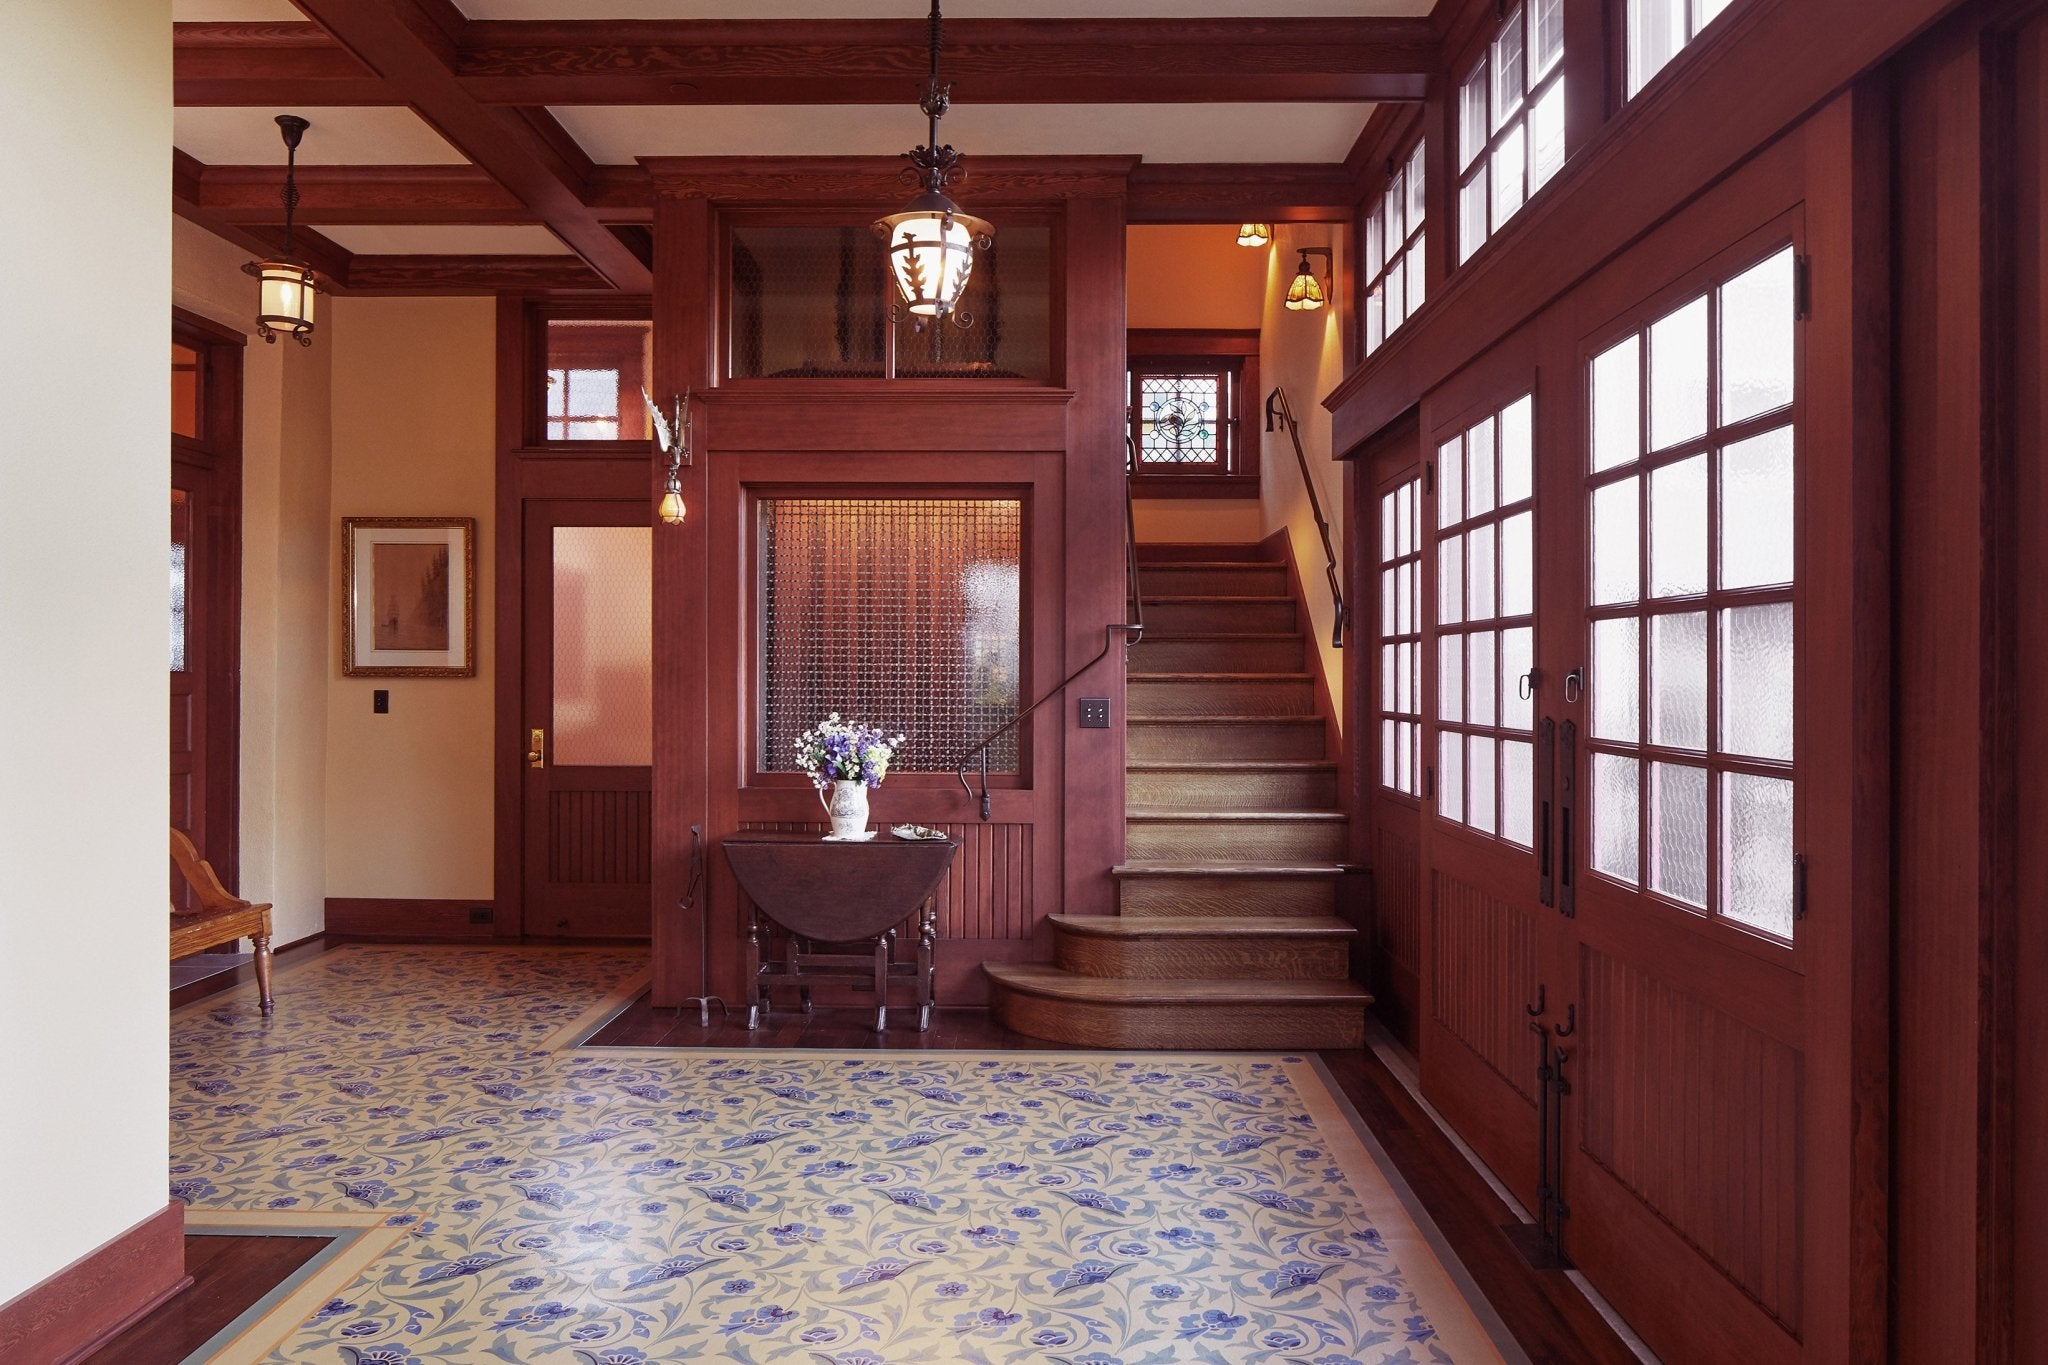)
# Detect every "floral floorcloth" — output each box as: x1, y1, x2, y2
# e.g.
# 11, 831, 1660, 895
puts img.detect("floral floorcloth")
169, 947, 1507, 1364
